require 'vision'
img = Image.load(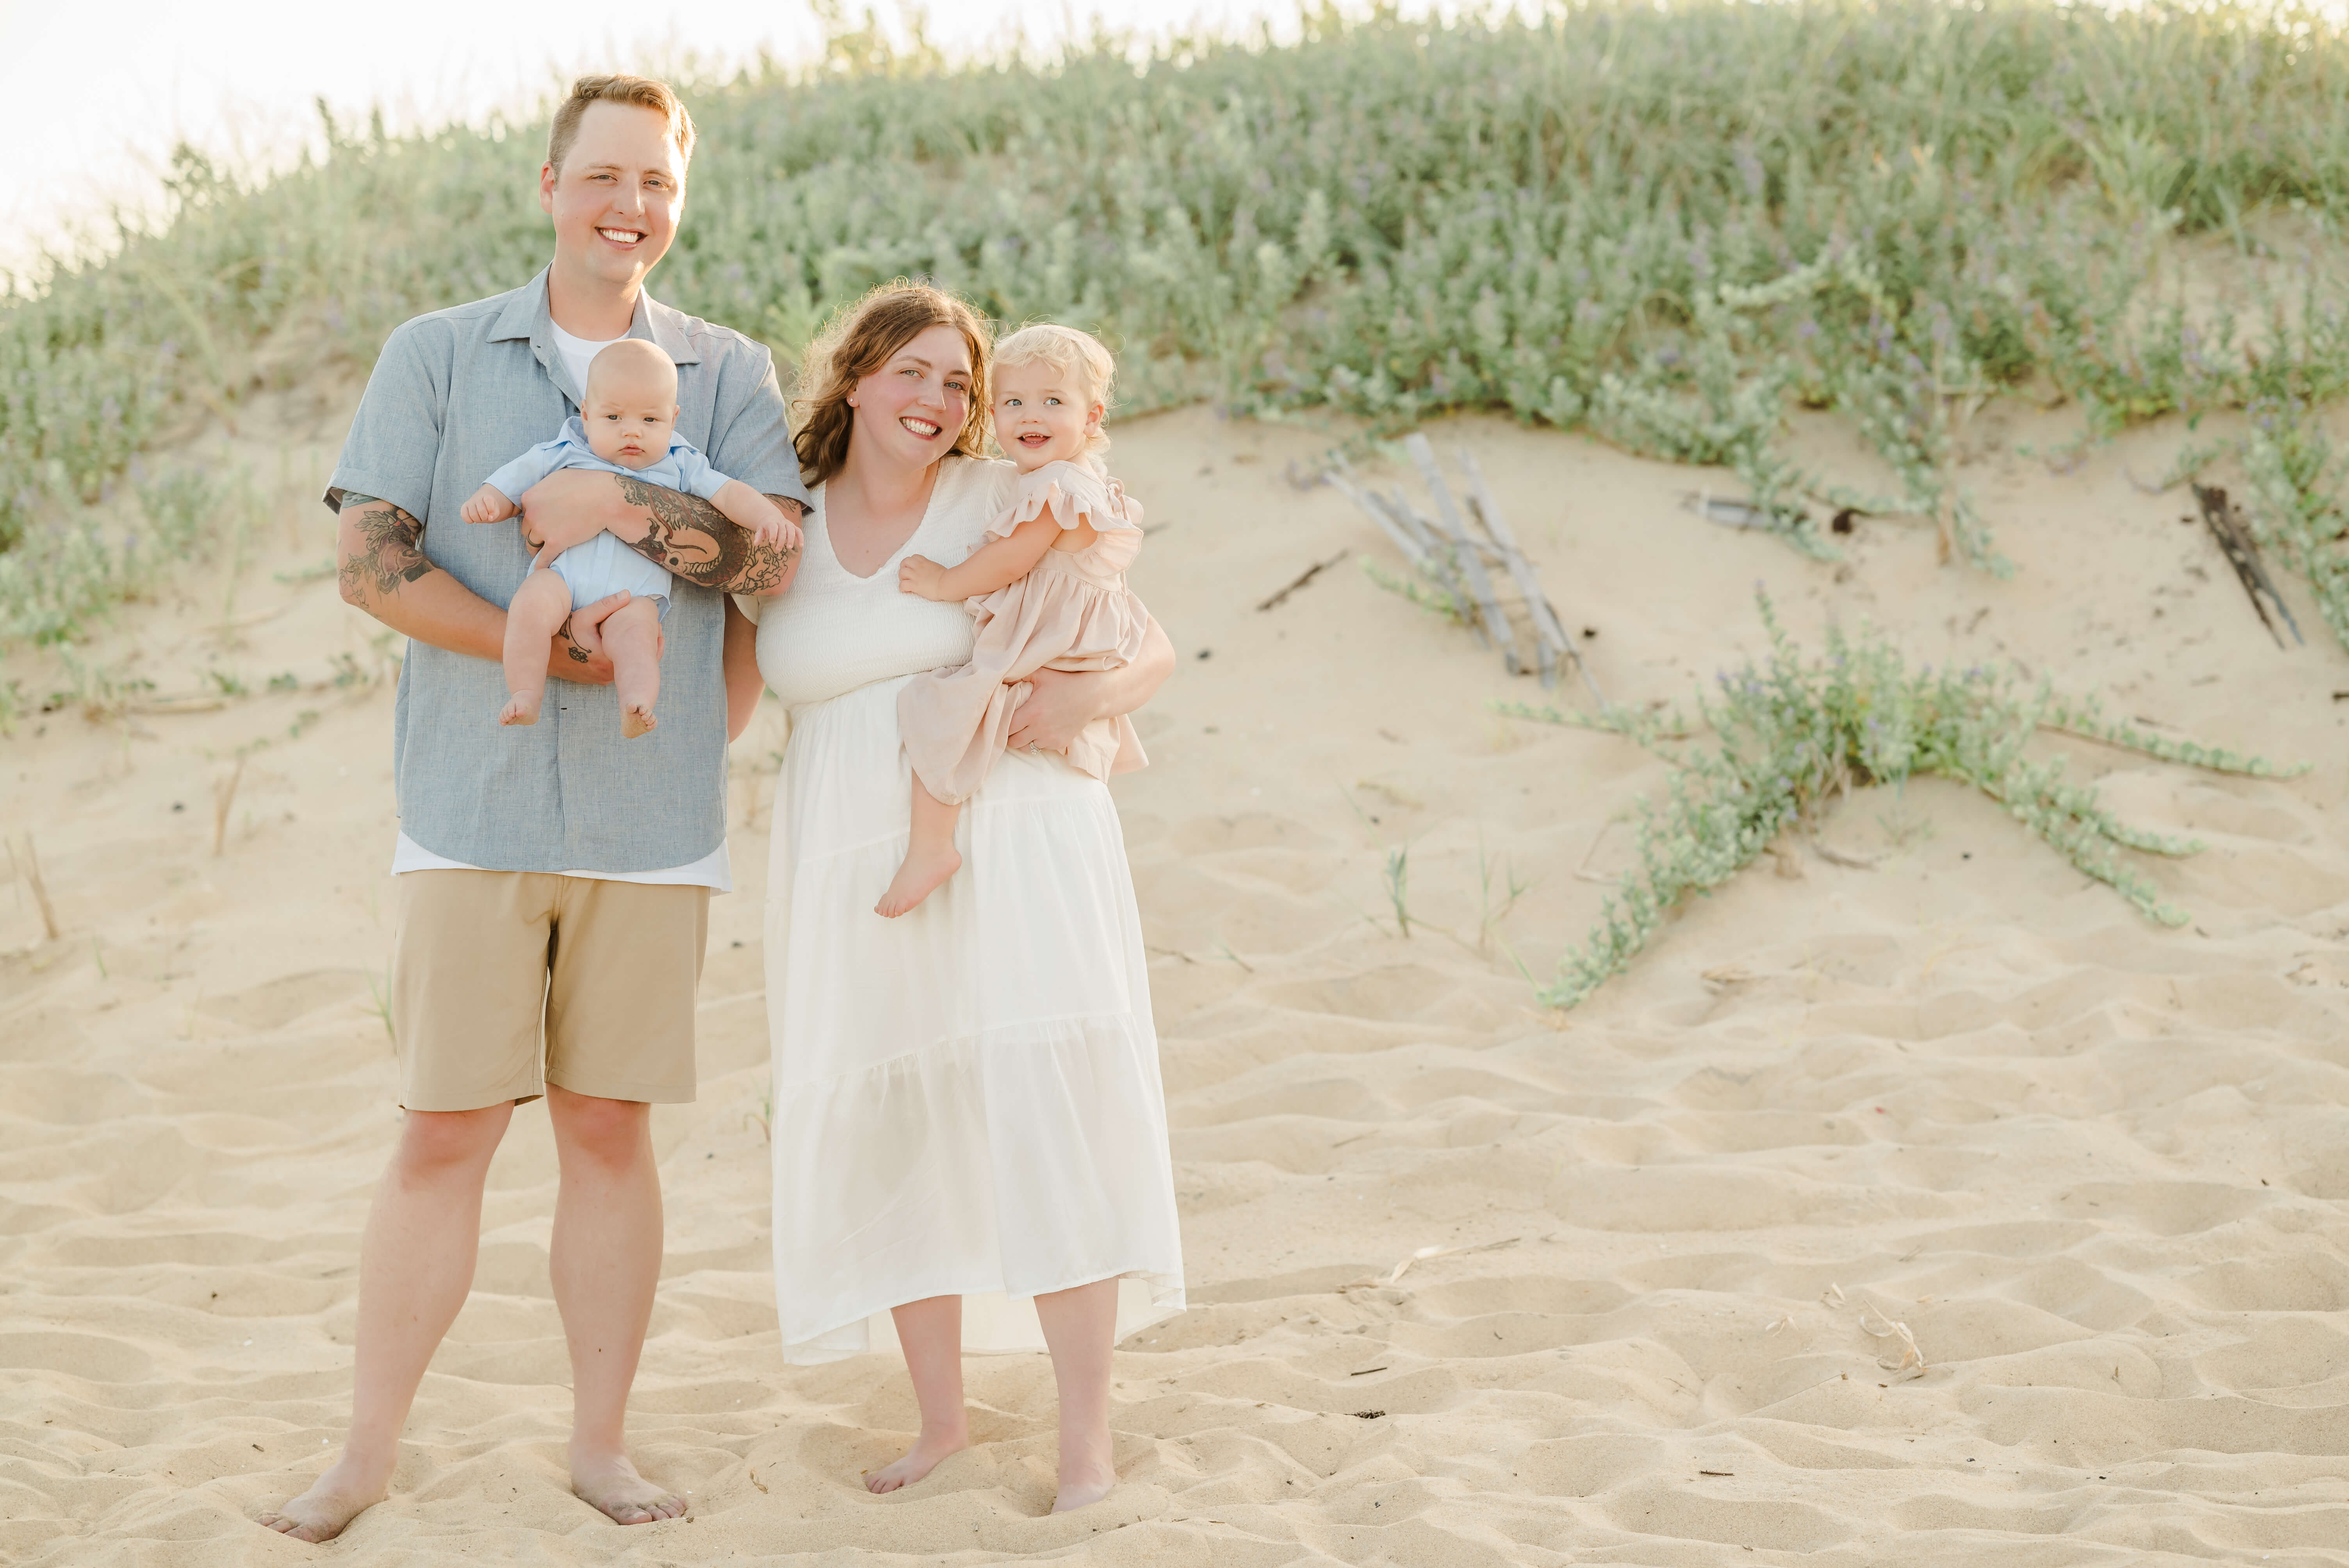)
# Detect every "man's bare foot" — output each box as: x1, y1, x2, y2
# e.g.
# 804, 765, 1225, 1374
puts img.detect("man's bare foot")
258, 1454, 389, 1543
500, 692, 542, 727
875, 843, 961, 918
1051, 1457, 1117, 1514
622, 704, 657, 739
864, 1427, 967, 1494
571, 1449, 684, 1525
